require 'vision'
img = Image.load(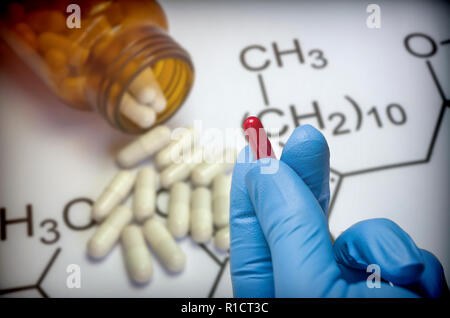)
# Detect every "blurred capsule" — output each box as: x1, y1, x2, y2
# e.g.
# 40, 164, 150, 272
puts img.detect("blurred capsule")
116, 125, 171, 168
129, 67, 167, 113
142, 218, 186, 273
212, 174, 231, 228
120, 92, 156, 129
133, 167, 158, 222
92, 170, 135, 222
190, 187, 213, 243
214, 226, 230, 251
155, 127, 196, 170
121, 225, 153, 283
88, 206, 133, 259
167, 182, 190, 238
160, 148, 203, 189
191, 148, 236, 186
